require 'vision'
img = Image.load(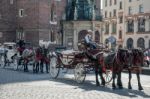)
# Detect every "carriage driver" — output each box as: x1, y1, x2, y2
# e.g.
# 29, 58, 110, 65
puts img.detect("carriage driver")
84, 30, 96, 49
17, 39, 25, 56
